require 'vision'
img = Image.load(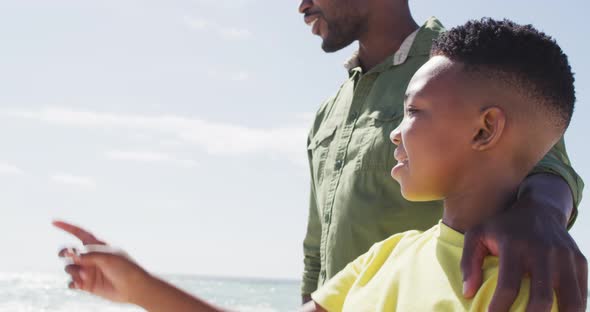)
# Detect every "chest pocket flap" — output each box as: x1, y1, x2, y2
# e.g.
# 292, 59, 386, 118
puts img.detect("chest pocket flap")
308, 124, 337, 150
